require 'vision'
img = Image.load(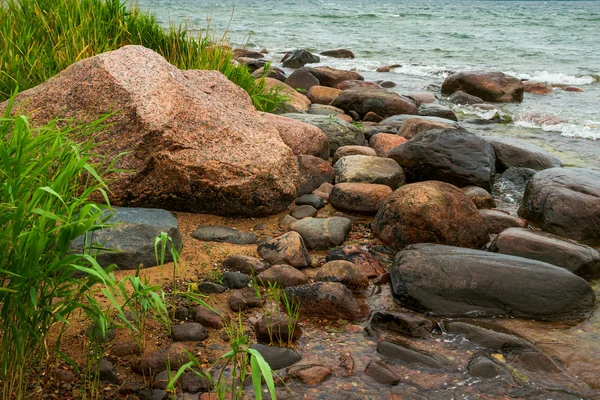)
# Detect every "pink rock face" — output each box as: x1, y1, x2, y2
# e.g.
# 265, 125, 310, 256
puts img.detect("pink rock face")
262, 113, 329, 160
398, 118, 455, 140
4, 46, 299, 216
369, 133, 408, 157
